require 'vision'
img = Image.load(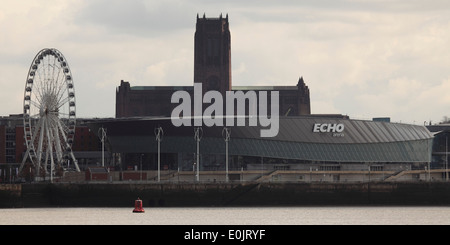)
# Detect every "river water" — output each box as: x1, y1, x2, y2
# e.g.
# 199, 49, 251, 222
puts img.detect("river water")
1, 206, 450, 225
